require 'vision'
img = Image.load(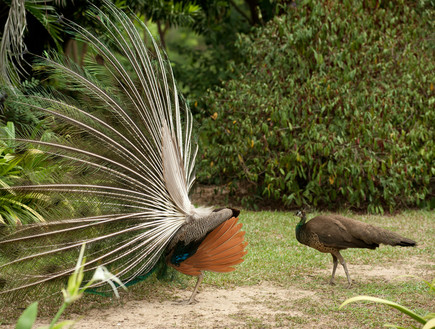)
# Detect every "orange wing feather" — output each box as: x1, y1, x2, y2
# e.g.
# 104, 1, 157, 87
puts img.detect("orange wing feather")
171, 217, 247, 276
